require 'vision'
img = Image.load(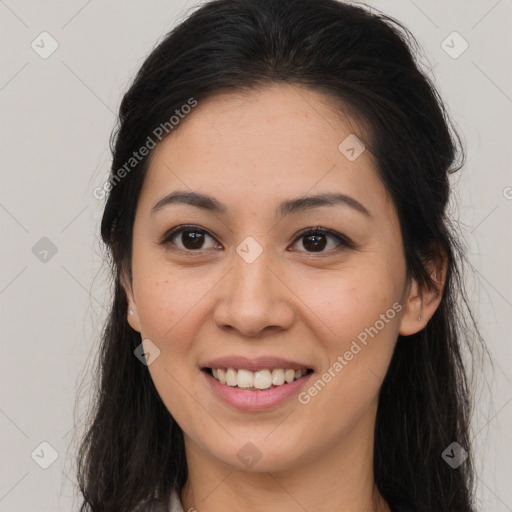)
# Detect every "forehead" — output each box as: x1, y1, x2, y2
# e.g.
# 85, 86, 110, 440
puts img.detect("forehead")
141, 84, 390, 216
